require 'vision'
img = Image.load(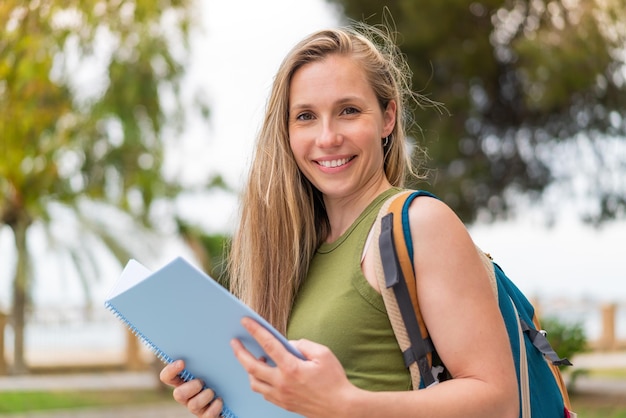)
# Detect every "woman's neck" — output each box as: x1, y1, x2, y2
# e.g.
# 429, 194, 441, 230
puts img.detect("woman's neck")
323, 180, 393, 243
